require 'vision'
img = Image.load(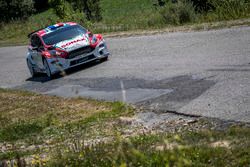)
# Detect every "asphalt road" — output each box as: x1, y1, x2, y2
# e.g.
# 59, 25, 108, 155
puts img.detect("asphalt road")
0, 26, 250, 122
